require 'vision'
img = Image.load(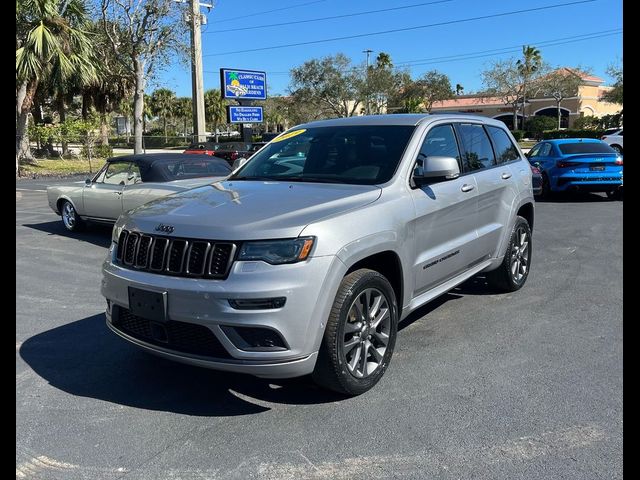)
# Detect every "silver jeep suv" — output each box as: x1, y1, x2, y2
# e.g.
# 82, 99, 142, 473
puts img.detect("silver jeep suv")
101, 114, 534, 395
